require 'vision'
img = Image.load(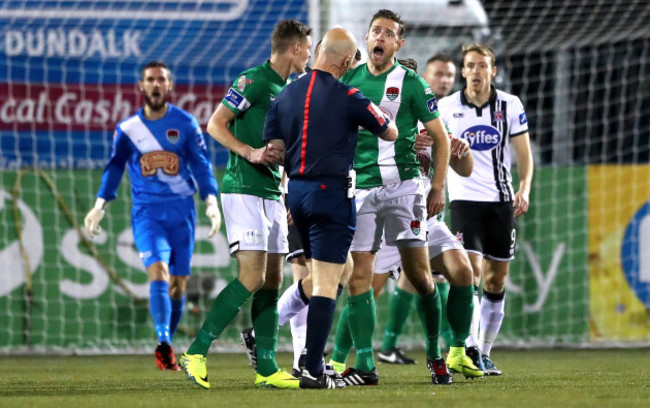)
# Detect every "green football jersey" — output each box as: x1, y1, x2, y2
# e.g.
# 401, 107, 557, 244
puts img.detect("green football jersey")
220, 61, 286, 199
341, 61, 440, 188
